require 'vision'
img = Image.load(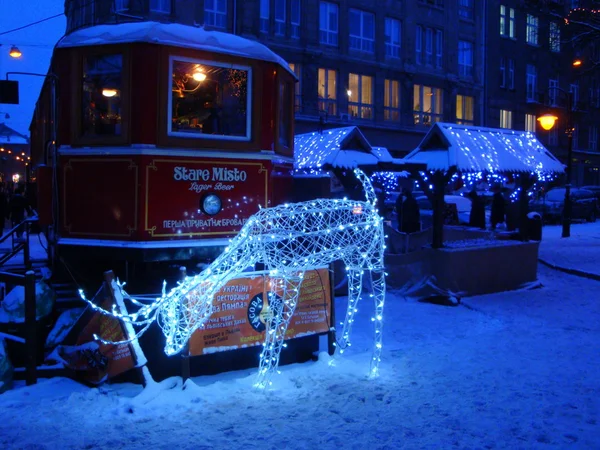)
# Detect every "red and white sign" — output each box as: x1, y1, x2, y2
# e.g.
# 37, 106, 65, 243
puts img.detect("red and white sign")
144, 157, 270, 238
